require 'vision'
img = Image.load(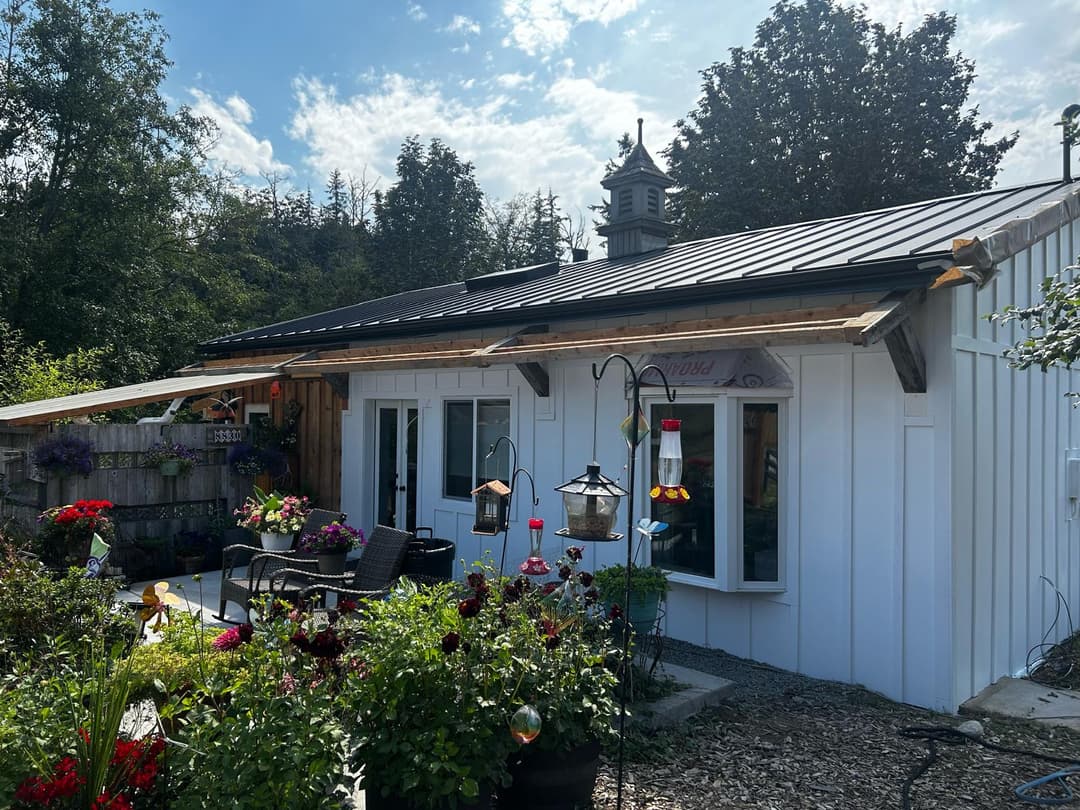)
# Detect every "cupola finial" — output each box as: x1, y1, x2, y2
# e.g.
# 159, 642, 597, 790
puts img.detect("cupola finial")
637, 117, 644, 146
